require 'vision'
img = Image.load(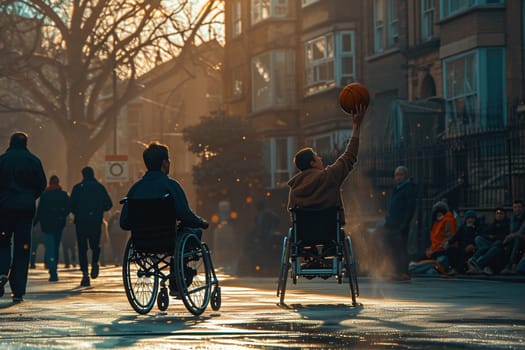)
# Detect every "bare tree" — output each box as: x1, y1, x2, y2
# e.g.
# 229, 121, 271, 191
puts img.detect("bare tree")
0, 0, 223, 185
